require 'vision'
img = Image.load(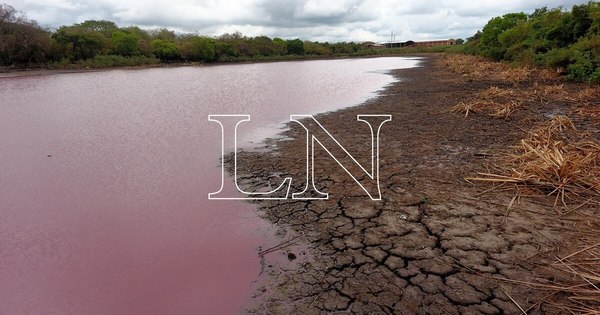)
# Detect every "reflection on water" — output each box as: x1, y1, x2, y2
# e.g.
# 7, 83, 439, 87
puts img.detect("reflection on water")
0, 57, 420, 314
